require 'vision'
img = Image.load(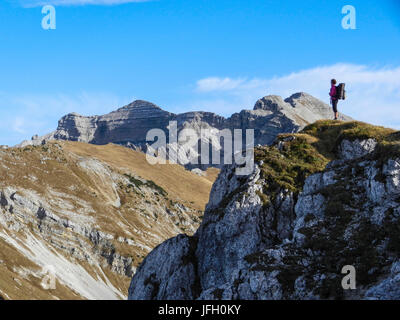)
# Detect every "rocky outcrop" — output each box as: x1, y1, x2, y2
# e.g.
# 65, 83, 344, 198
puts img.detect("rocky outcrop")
128, 234, 200, 300
128, 120, 400, 300
18, 93, 351, 169
339, 139, 378, 160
